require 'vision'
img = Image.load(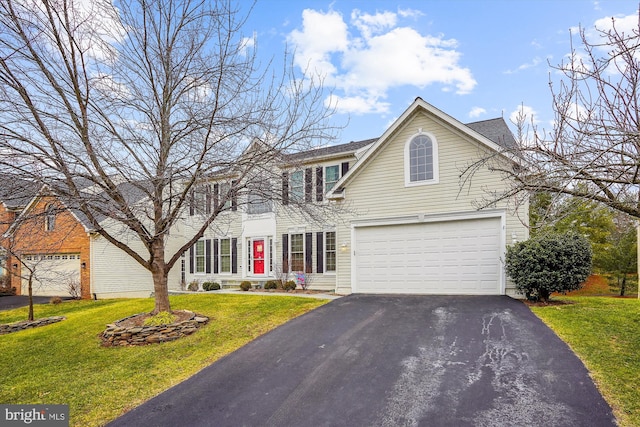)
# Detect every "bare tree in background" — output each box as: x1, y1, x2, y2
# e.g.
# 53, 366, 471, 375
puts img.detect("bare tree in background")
0, 0, 338, 313
464, 12, 640, 221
